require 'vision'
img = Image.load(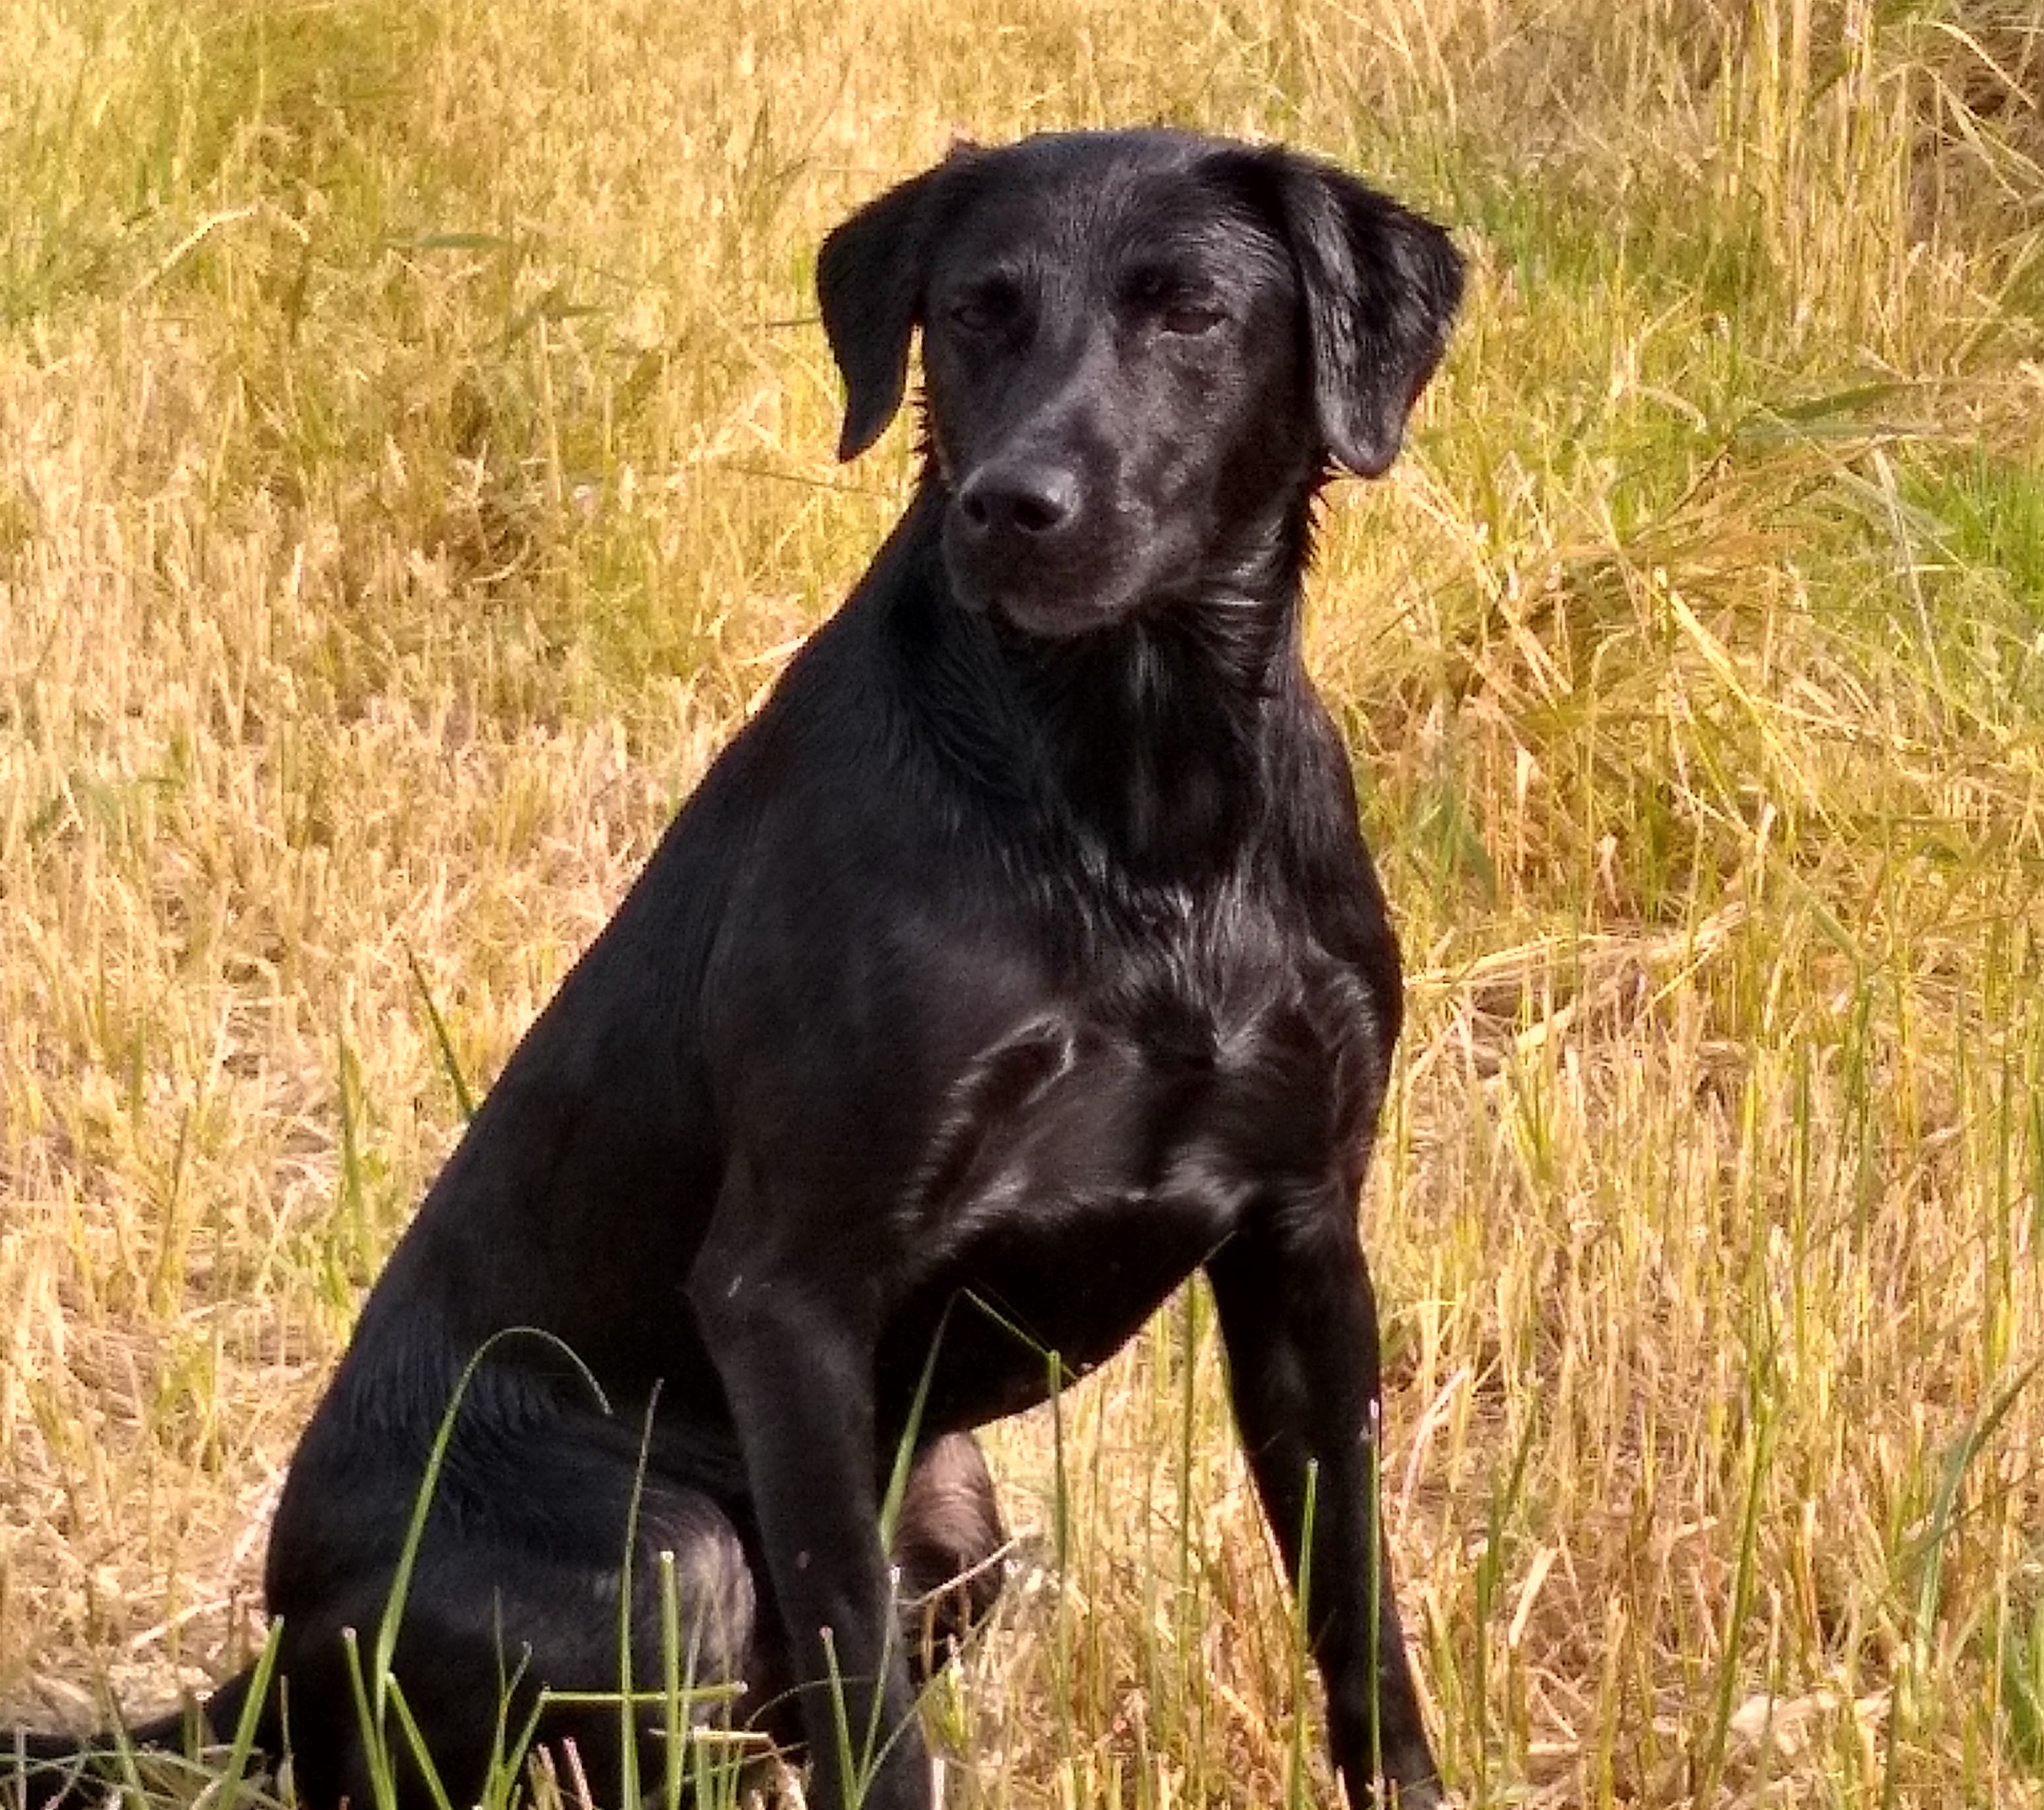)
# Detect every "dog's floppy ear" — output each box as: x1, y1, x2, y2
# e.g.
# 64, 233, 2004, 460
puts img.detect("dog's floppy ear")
816, 150, 973, 463
1259, 151, 1464, 479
